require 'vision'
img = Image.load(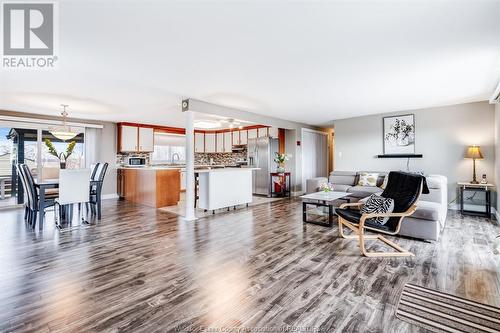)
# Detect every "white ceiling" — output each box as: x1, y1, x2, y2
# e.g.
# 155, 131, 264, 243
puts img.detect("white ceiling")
1, 0, 499, 127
